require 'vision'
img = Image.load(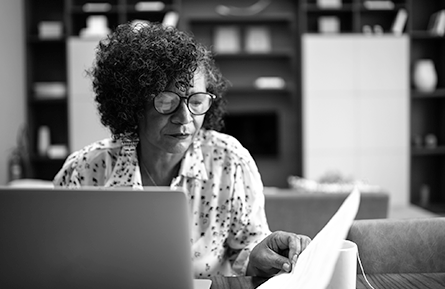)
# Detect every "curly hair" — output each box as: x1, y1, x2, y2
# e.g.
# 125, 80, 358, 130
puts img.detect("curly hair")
88, 21, 229, 141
